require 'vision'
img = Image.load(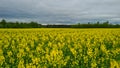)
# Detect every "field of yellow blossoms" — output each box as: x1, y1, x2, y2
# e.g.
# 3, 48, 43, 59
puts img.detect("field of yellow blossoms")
0, 28, 120, 68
